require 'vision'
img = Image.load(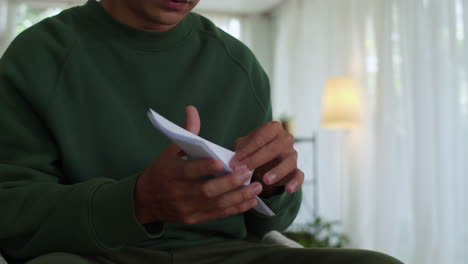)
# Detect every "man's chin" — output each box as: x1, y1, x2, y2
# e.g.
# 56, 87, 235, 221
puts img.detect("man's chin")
146, 10, 187, 28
